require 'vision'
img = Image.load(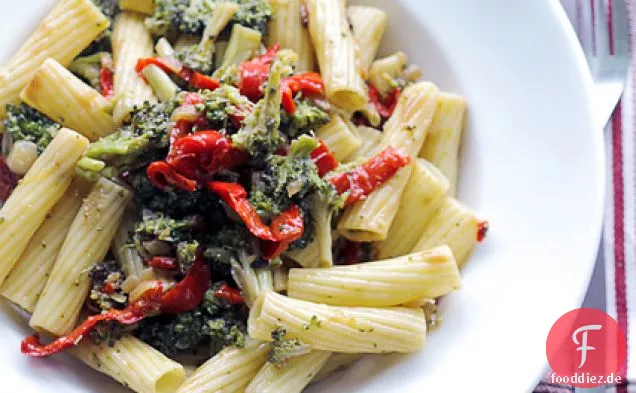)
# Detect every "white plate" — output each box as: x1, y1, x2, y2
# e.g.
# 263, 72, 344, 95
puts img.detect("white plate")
0, 0, 603, 392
